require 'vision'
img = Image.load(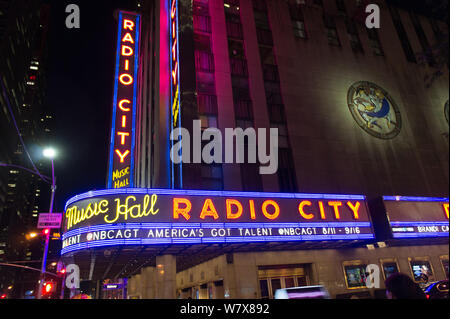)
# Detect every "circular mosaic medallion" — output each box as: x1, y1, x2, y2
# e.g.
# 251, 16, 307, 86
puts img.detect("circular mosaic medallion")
445, 100, 449, 124
347, 81, 402, 139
